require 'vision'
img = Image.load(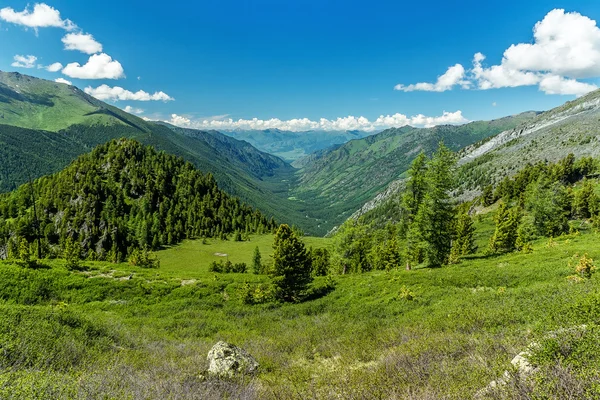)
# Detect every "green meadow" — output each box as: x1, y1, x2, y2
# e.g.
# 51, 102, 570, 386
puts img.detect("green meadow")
1, 223, 600, 399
